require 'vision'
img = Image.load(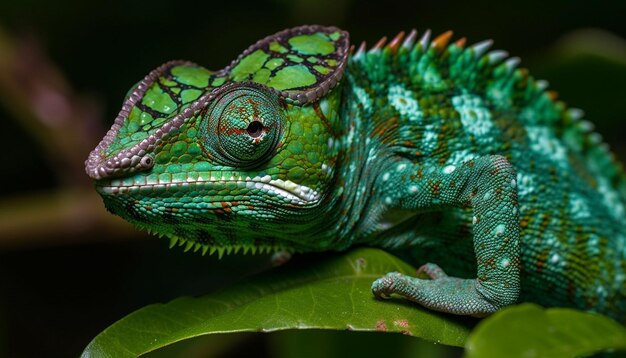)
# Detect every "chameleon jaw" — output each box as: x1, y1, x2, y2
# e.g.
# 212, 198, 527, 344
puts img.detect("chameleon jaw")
96, 174, 321, 204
